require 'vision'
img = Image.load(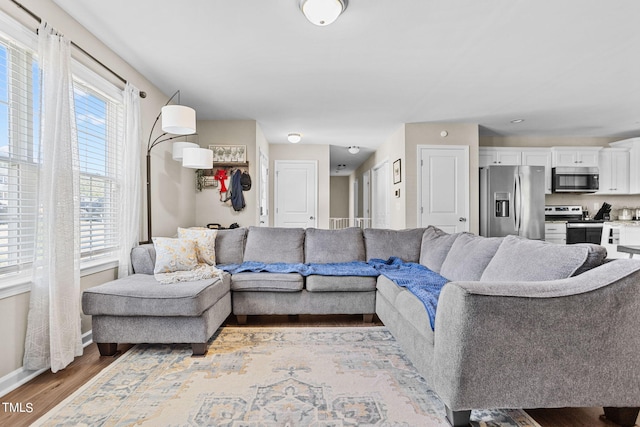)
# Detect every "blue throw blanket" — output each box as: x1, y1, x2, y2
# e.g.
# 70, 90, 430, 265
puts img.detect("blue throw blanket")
370, 258, 449, 330
218, 260, 379, 277
218, 257, 448, 330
